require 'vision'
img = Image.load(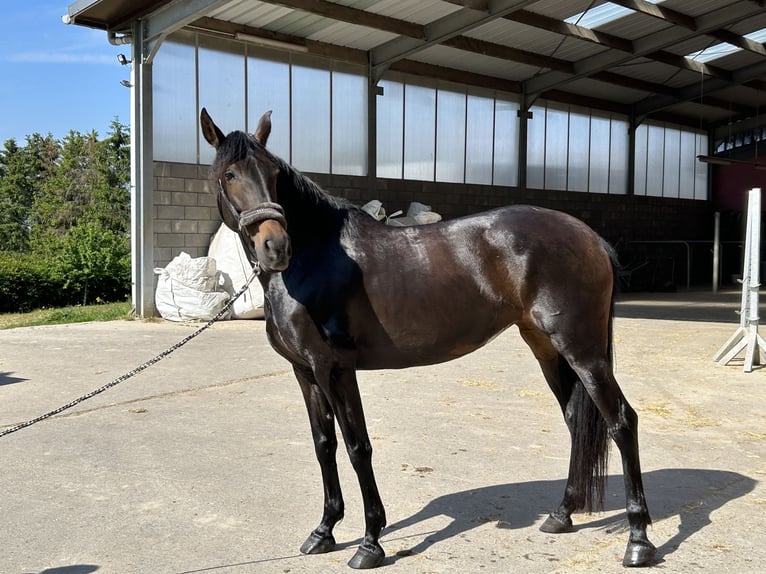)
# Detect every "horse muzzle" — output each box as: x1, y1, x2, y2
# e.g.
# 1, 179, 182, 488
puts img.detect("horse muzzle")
251, 219, 292, 272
